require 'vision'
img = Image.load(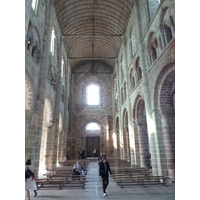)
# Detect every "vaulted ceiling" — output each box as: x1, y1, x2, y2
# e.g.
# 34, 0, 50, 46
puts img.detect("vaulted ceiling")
53, 0, 134, 72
